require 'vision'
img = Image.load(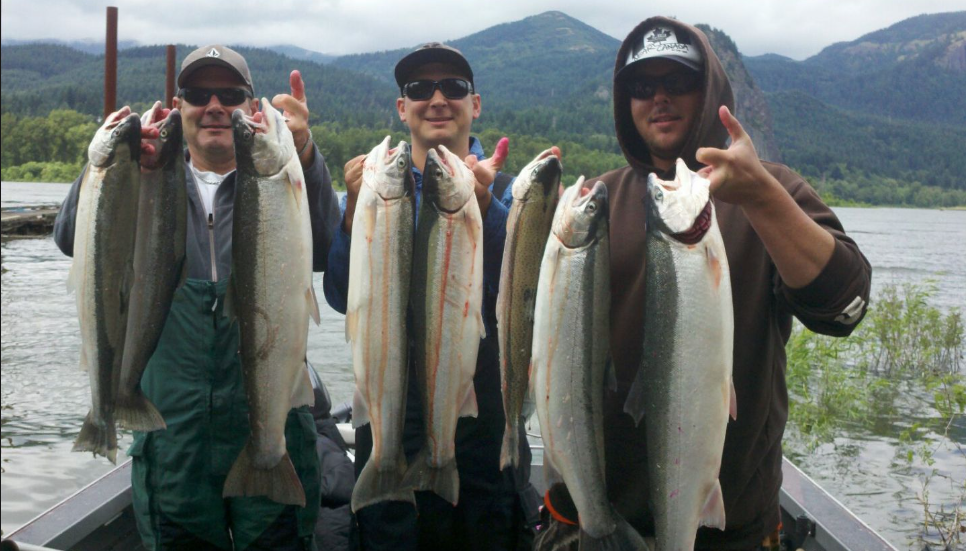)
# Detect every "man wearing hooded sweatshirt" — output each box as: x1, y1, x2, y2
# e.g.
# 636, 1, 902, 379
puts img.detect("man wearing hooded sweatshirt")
540, 18, 872, 550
